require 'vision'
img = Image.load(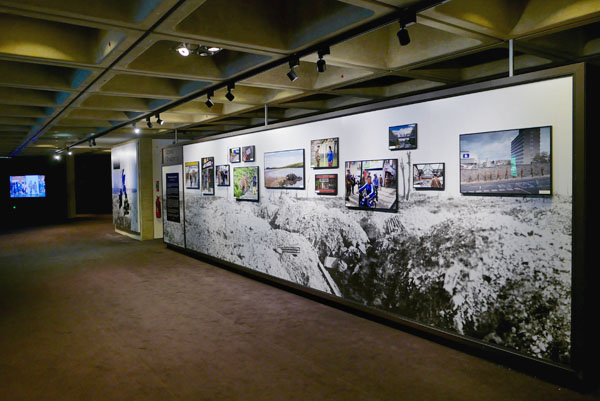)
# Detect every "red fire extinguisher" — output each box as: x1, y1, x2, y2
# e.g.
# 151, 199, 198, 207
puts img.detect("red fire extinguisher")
156, 196, 161, 218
